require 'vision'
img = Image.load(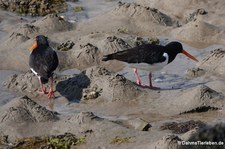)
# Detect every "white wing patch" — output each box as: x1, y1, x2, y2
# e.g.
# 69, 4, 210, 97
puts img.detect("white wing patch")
30, 68, 39, 76
163, 53, 169, 64
128, 53, 169, 72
